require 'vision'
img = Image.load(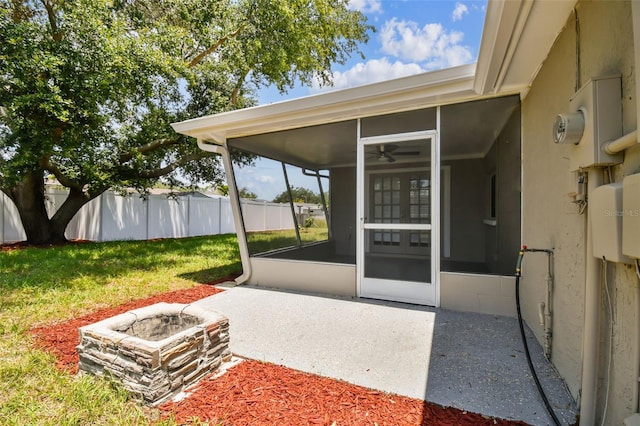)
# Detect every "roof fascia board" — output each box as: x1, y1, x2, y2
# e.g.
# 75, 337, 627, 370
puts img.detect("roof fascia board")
474, 0, 530, 95
475, 0, 579, 97
224, 75, 476, 139
172, 64, 476, 141
491, 0, 534, 92
499, 0, 577, 98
